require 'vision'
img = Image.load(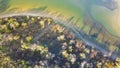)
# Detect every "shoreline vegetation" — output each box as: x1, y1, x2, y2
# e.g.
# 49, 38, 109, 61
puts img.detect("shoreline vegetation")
0, 15, 120, 68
